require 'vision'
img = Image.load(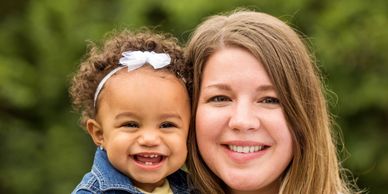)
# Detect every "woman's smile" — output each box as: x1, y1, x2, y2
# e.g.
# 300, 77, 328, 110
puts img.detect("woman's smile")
196, 47, 293, 192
